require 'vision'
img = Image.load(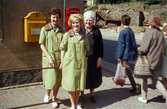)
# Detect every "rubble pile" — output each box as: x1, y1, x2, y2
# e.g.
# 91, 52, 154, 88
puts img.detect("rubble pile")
96, 2, 142, 26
